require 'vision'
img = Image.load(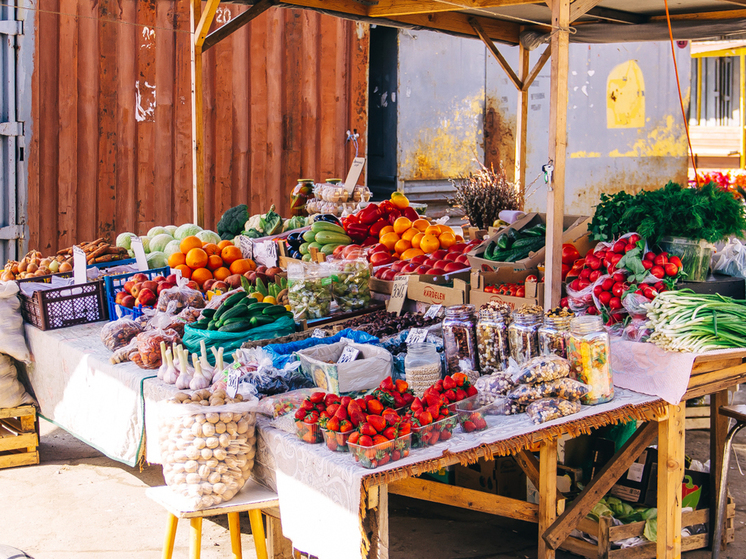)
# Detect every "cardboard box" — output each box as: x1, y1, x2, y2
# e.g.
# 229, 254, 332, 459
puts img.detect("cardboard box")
406, 270, 471, 305
469, 268, 543, 310
467, 213, 590, 272
454, 457, 526, 499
